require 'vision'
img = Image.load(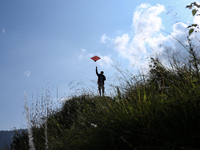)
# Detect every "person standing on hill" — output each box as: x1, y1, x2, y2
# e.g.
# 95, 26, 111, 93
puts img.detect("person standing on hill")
96, 66, 106, 96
